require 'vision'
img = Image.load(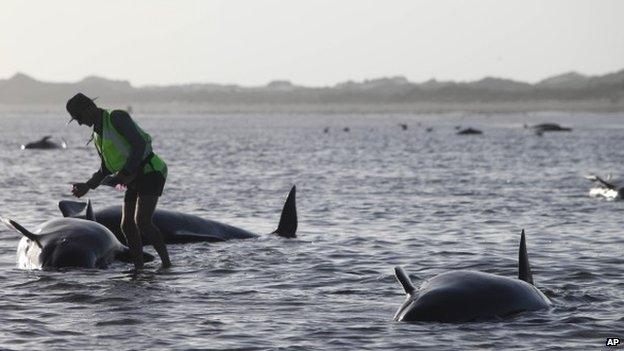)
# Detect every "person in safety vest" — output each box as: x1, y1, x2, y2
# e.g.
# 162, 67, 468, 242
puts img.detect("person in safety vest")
66, 93, 171, 269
